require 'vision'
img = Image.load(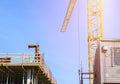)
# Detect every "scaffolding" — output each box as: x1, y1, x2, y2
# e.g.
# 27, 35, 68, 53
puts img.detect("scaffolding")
0, 52, 57, 84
